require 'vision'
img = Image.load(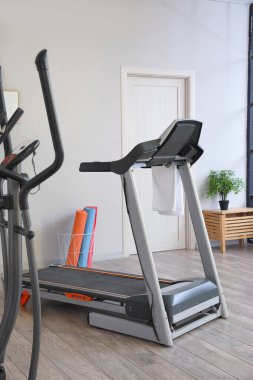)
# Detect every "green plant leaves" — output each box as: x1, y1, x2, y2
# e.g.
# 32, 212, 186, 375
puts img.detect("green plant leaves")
206, 170, 244, 201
